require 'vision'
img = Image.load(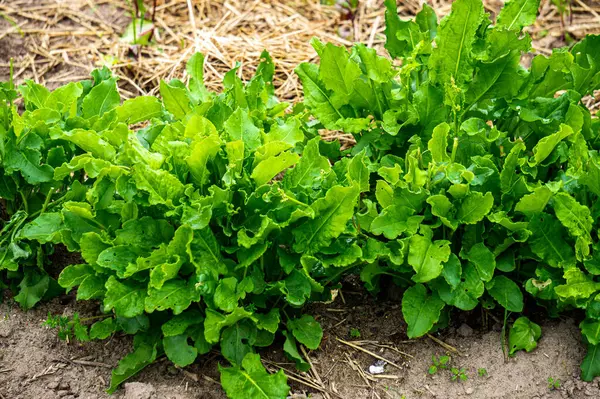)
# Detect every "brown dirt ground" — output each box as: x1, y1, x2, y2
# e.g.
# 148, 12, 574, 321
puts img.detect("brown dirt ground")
1, 279, 600, 399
